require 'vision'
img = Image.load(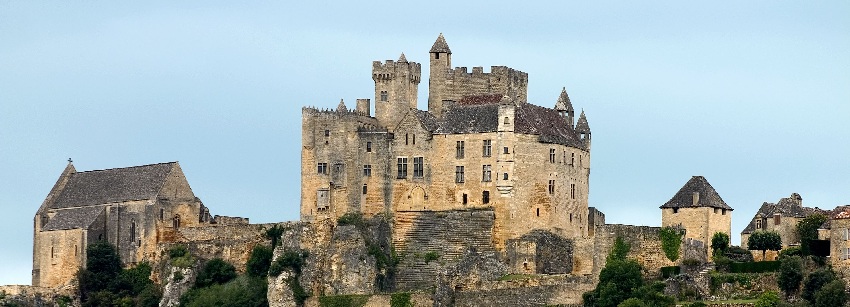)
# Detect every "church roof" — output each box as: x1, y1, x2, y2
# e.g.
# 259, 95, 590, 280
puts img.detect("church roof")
660, 176, 733, 210
42, 206, 105, 231
430, 33, 452, 54
48, 162, 177, 209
